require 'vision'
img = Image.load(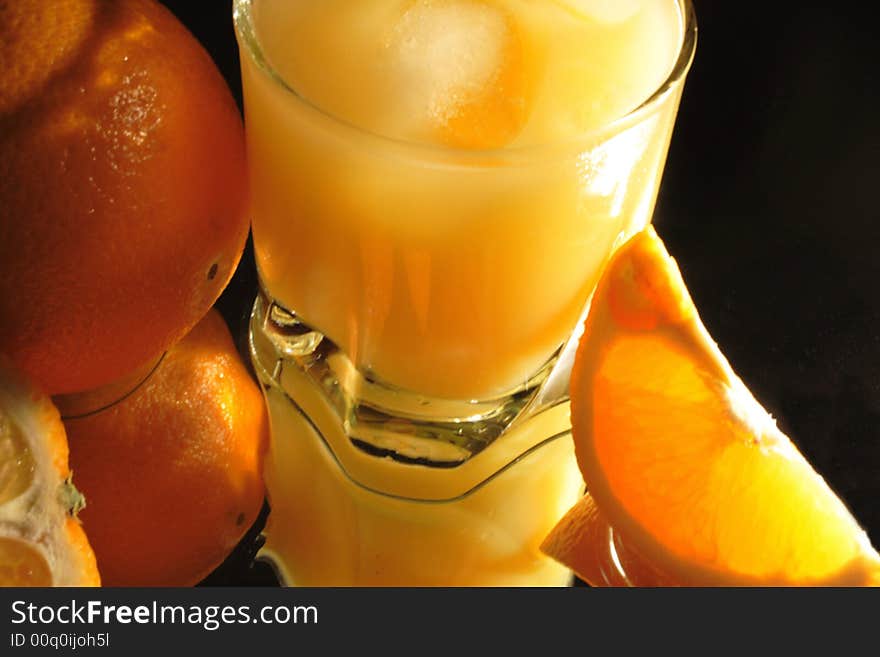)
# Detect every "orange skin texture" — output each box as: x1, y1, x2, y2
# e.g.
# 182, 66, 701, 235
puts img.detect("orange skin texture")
0, 0, 249, 394
64, 311, 269, 586
65, 520, 101, 587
